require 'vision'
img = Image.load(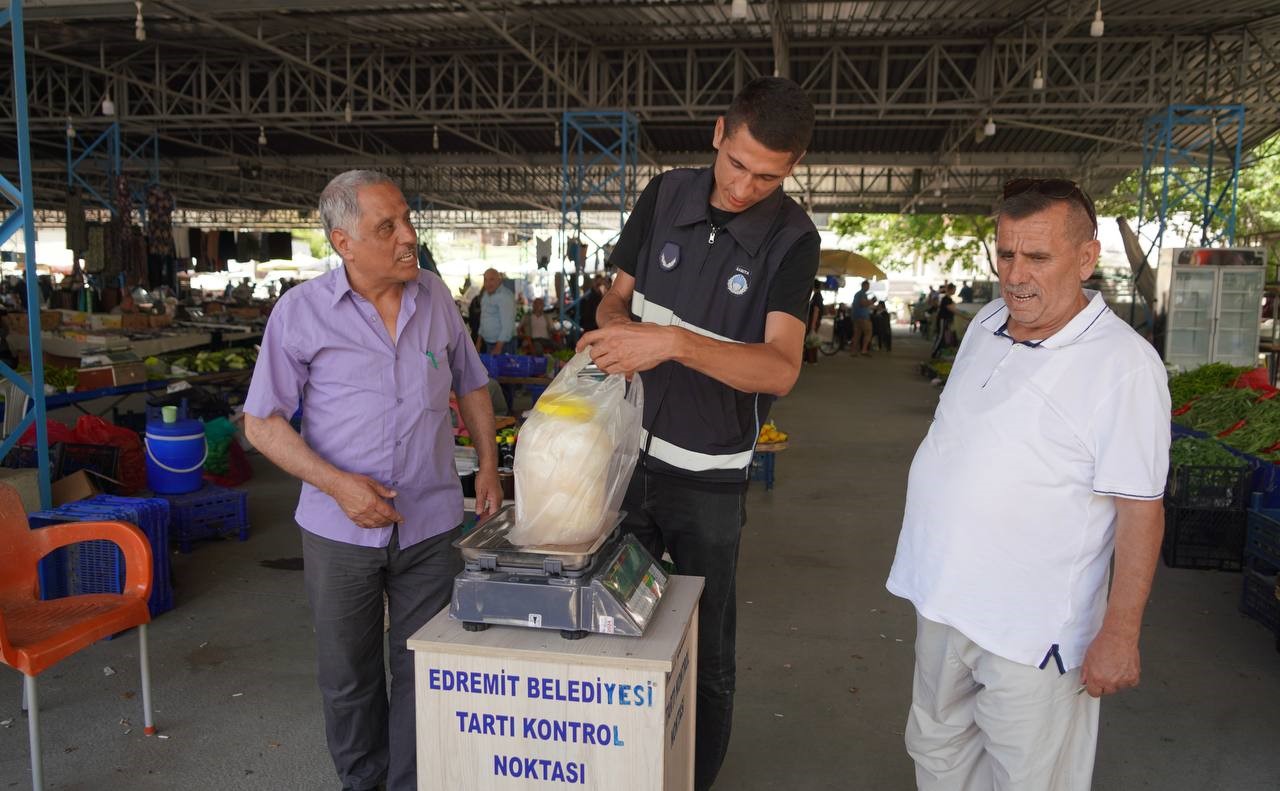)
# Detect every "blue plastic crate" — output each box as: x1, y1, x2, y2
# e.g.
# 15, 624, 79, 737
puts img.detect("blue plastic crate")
1246, 495, 1280, 569
154, 484, 249, 553
477, 353, 502, 378
1169, 421, 1280, 509
28, 494, 173, 619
